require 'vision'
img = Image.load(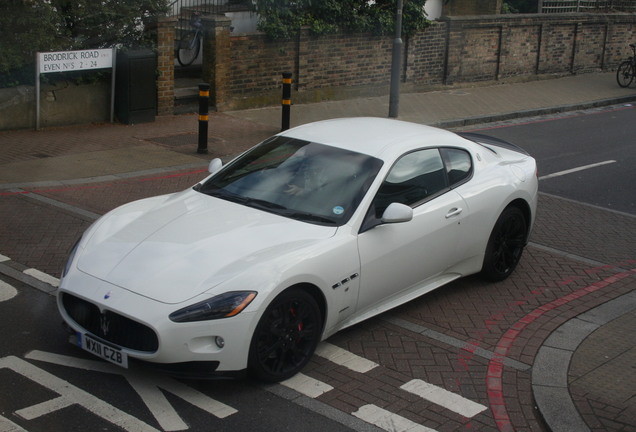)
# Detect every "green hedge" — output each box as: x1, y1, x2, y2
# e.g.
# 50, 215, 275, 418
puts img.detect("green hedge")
253, 0, 430, 40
